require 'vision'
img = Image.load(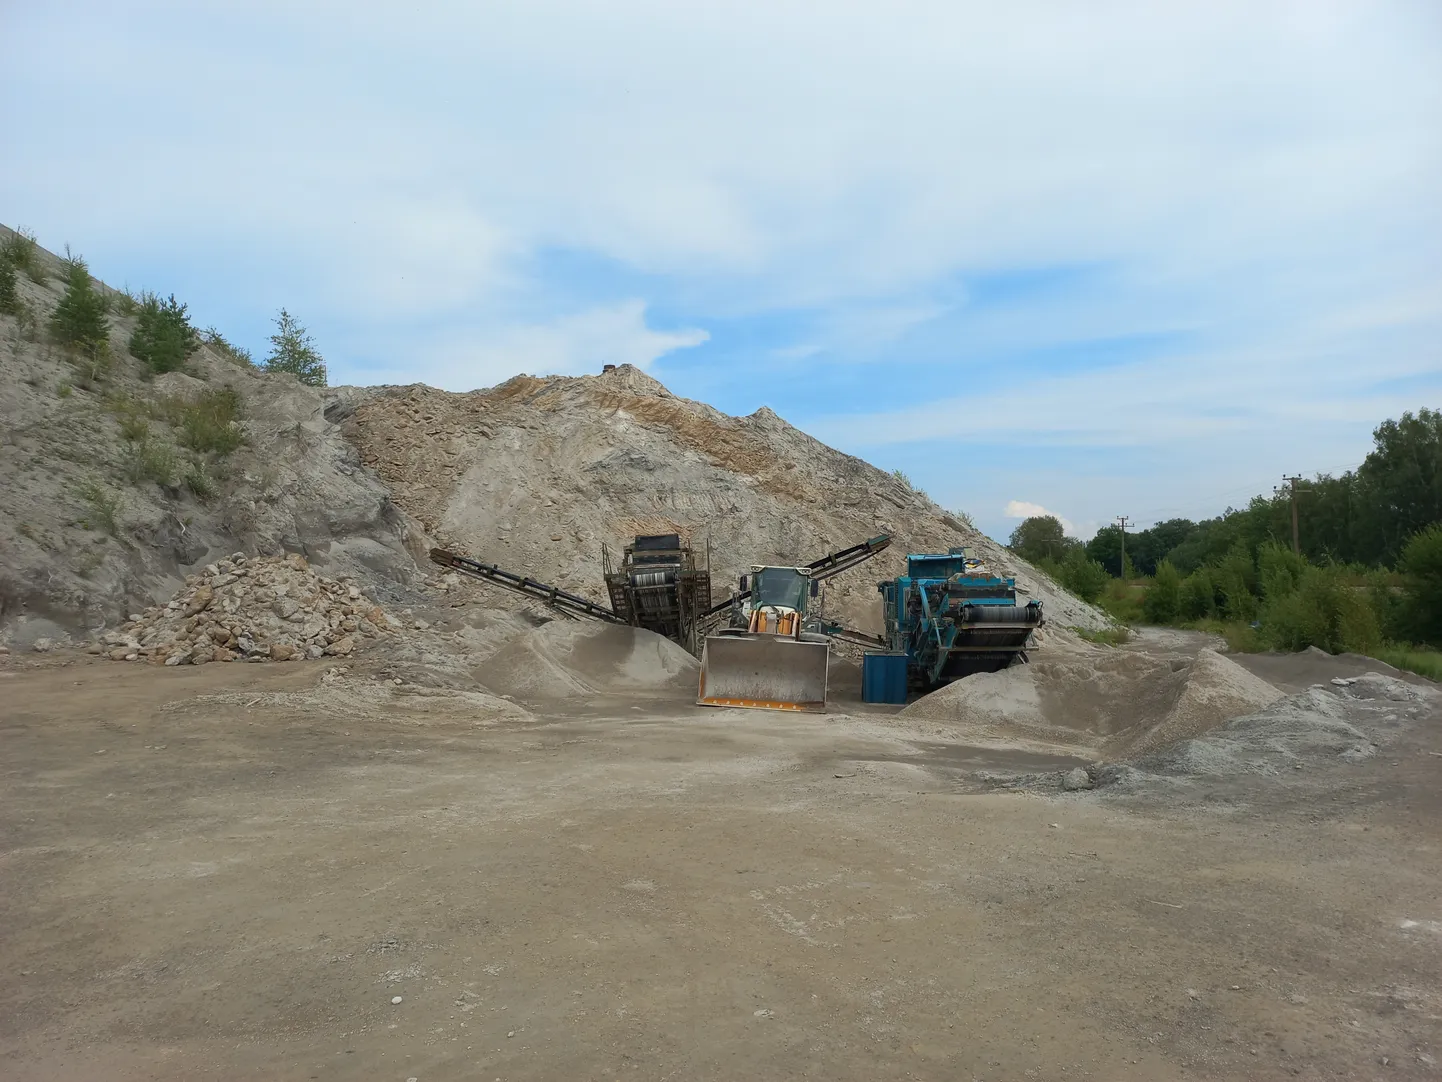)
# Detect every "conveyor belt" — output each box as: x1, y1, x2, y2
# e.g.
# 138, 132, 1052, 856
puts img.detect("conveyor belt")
701, 533, 893, 619
430, 549, 621, 623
